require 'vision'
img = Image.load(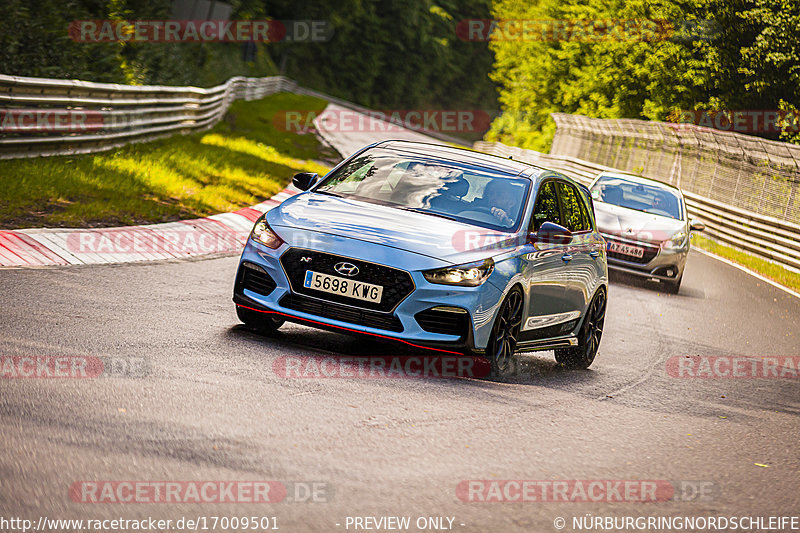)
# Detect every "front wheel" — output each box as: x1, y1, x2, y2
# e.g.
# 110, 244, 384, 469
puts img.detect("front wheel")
486, 288, 523, 377
555, 289, 606, 369
236, 306, 284, 334
664, 274, 682, 294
